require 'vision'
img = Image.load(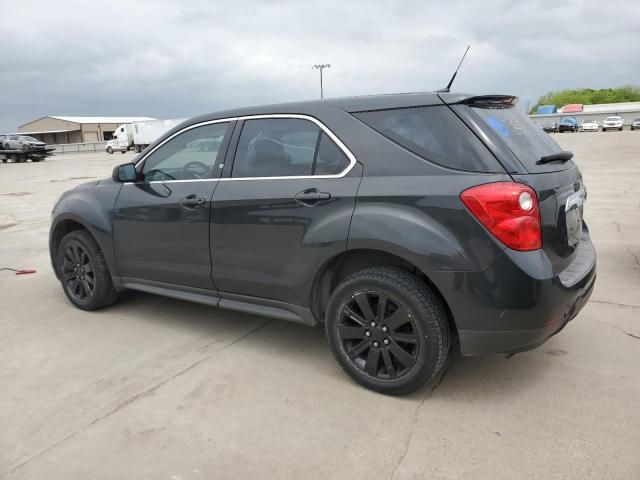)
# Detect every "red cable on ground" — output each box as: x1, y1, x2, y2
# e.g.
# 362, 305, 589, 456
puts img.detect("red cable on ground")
0, 268, 37, 275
